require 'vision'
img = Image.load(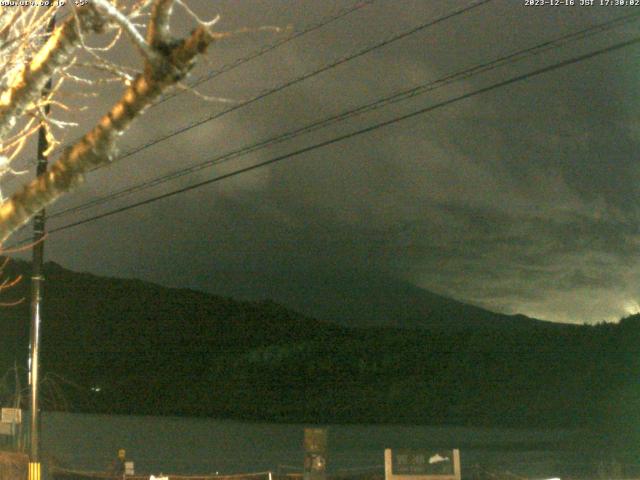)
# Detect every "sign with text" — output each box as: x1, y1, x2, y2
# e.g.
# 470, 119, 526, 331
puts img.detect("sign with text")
385, 449, 460, 480
1, 408, 21, 424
